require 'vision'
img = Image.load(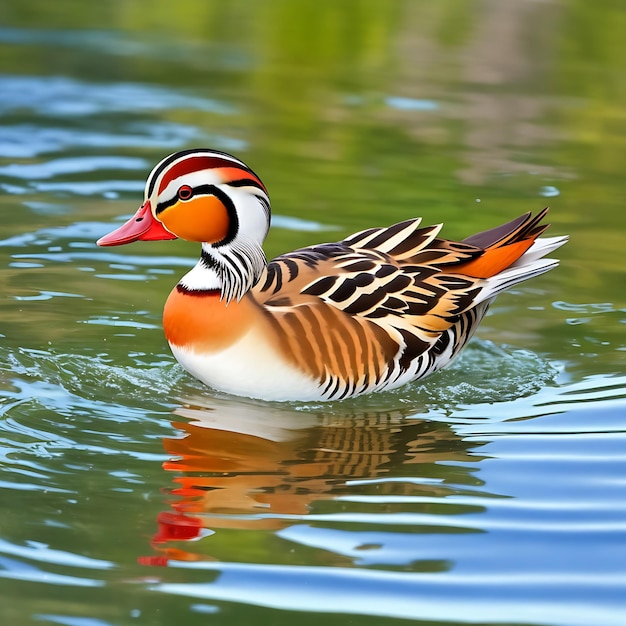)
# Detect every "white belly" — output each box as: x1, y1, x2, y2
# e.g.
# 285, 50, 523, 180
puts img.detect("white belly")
169, 326, 323, 402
